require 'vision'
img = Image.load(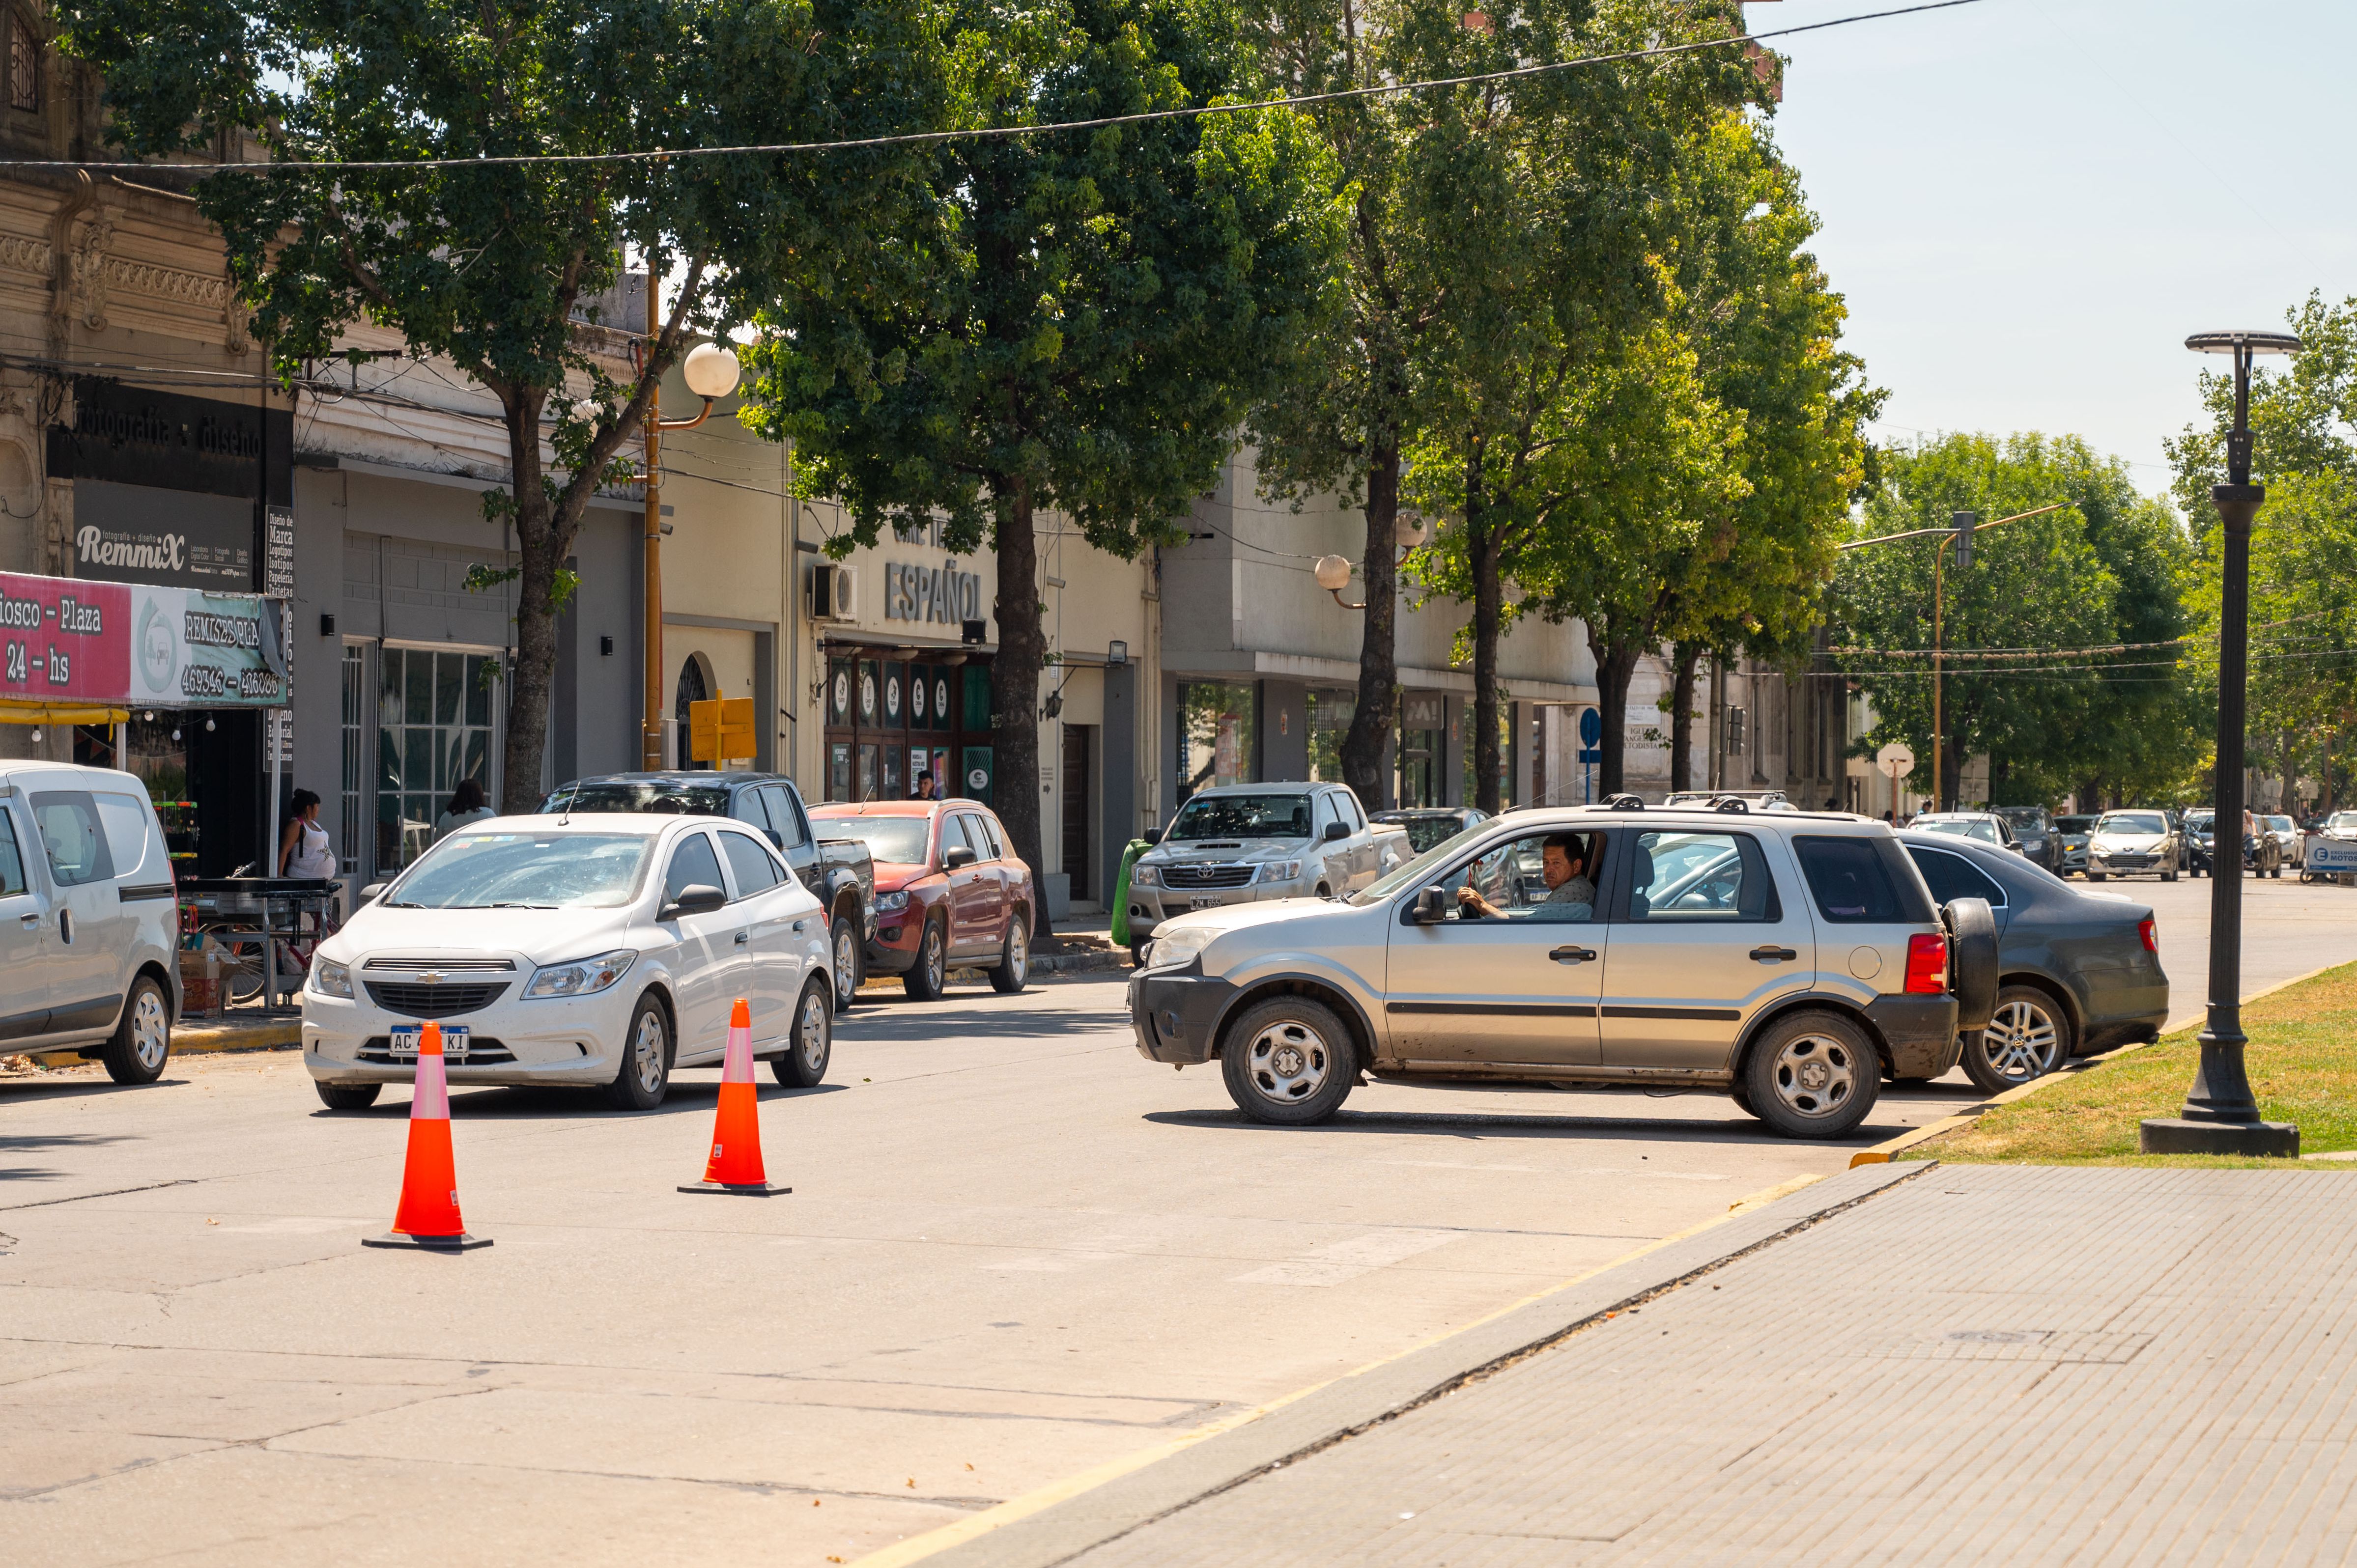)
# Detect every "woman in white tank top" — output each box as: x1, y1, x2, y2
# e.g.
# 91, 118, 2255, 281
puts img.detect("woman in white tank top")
279, 789, 338, 879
